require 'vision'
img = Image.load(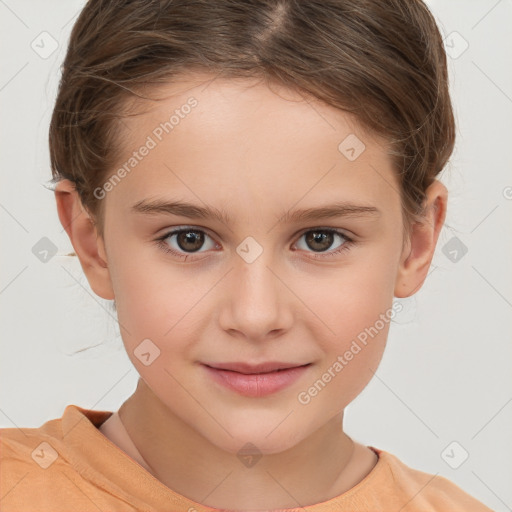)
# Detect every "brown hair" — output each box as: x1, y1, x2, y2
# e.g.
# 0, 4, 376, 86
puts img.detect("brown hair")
49, 0, 455, 240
